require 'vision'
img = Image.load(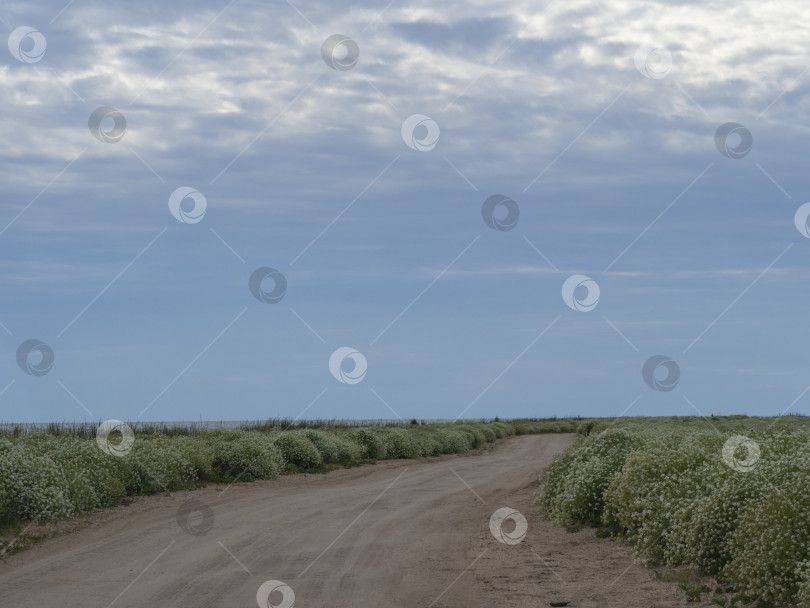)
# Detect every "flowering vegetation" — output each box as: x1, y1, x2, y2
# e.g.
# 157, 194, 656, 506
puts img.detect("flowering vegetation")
0, 418, 580, 531
543, 416, 810, 607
